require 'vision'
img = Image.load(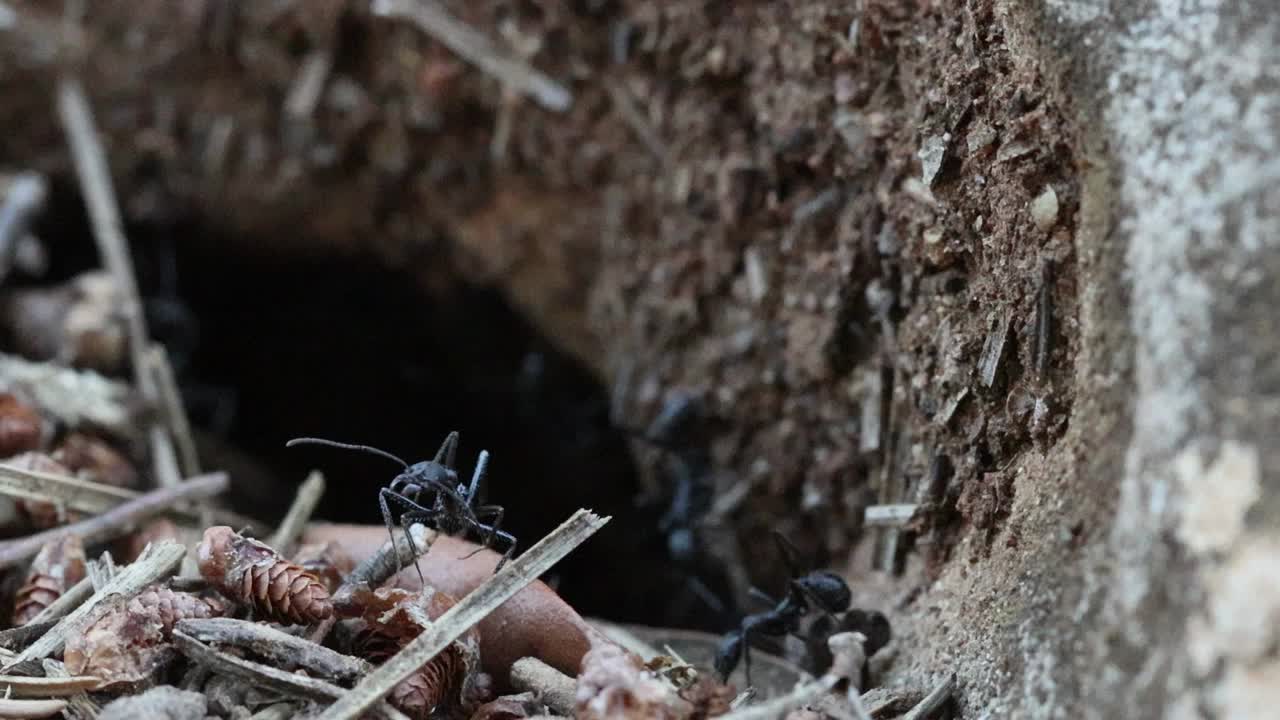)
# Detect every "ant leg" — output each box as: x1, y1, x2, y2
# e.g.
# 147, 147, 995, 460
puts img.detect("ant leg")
380, 489, 438, 586
490, 529, 517, 573
434, 431, 460, 469
714, 629, 744, 682
462, 503, 504, 556
741, 626, 756, 688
